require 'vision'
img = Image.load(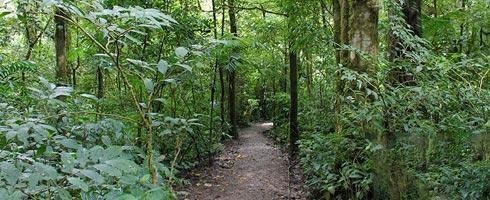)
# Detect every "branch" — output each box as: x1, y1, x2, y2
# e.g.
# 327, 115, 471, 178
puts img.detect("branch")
229, 4, 287, 17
